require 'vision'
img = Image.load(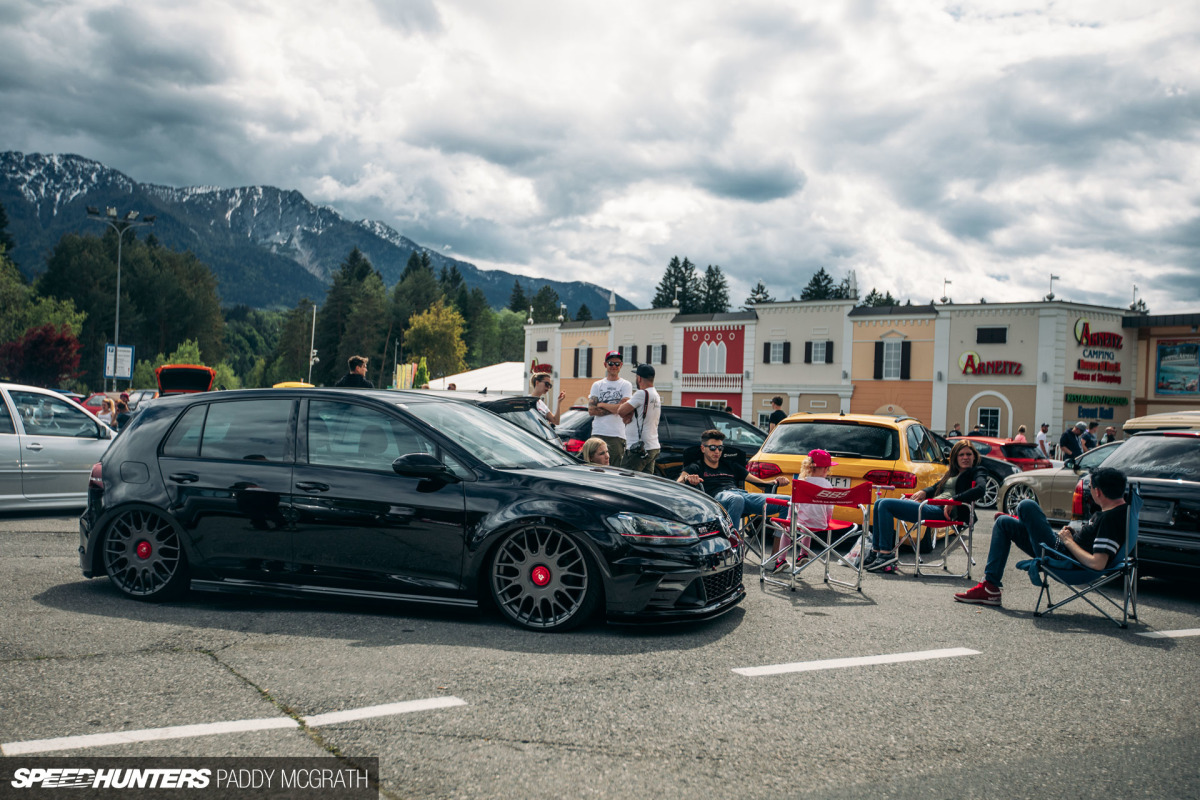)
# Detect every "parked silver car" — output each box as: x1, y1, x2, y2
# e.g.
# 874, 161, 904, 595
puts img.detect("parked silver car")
997, 440, 1122, 523
0, 382, 115, 511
